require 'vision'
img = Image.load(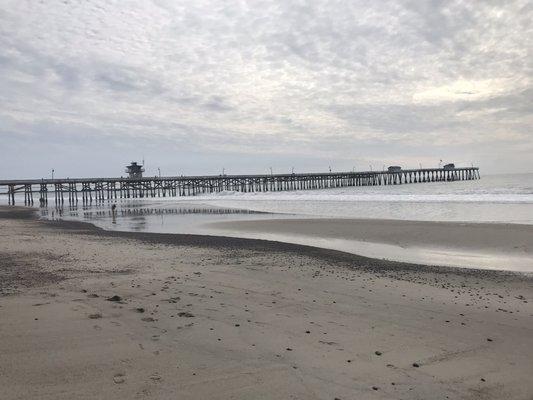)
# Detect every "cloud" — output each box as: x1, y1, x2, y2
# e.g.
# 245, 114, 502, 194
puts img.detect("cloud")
0, 0, 532, 177
412, 78, 527, 103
